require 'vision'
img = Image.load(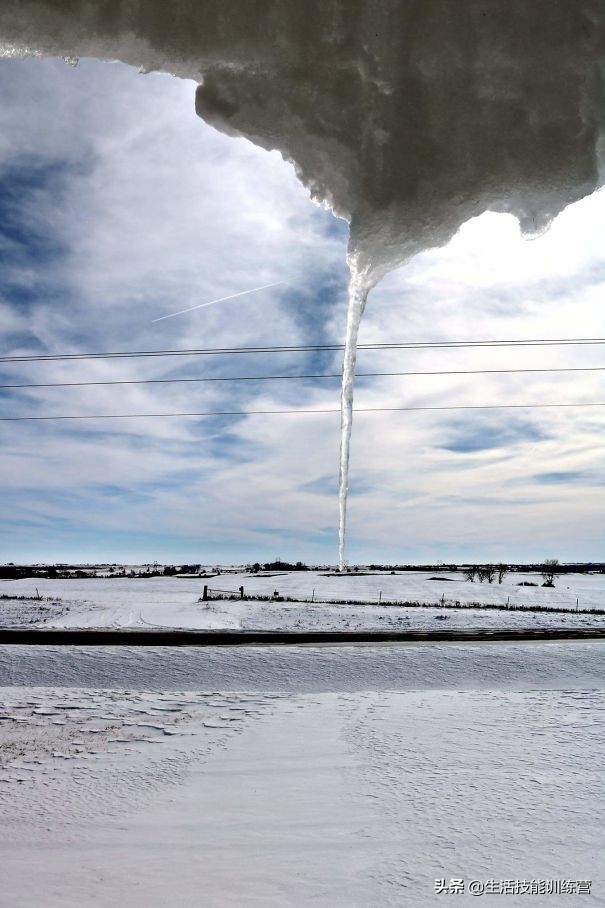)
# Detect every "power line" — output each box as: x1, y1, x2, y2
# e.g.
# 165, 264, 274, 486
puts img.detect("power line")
0, 365, 604, 390
2, 402, 604, 422
2, 337, 605, 364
